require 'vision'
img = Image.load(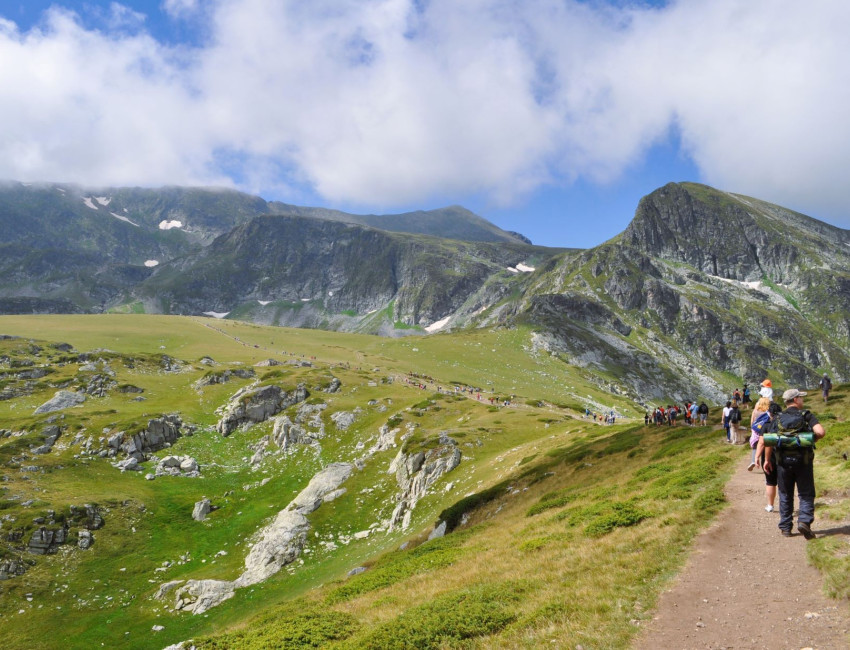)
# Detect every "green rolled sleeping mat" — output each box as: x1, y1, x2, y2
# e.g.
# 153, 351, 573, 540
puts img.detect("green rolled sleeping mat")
762, 432, 815, 448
